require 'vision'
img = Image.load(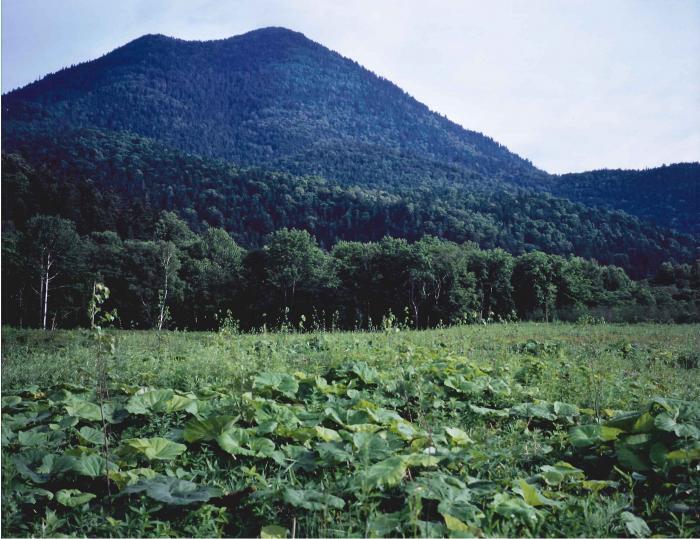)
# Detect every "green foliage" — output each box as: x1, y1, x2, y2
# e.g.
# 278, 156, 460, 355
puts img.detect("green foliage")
122, 476, 222, 505
56, 489, 96, 508
120, 438, 187, 461
2, 323, 698, 537
7, 206, 700, 329
3, 29, 537, 192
